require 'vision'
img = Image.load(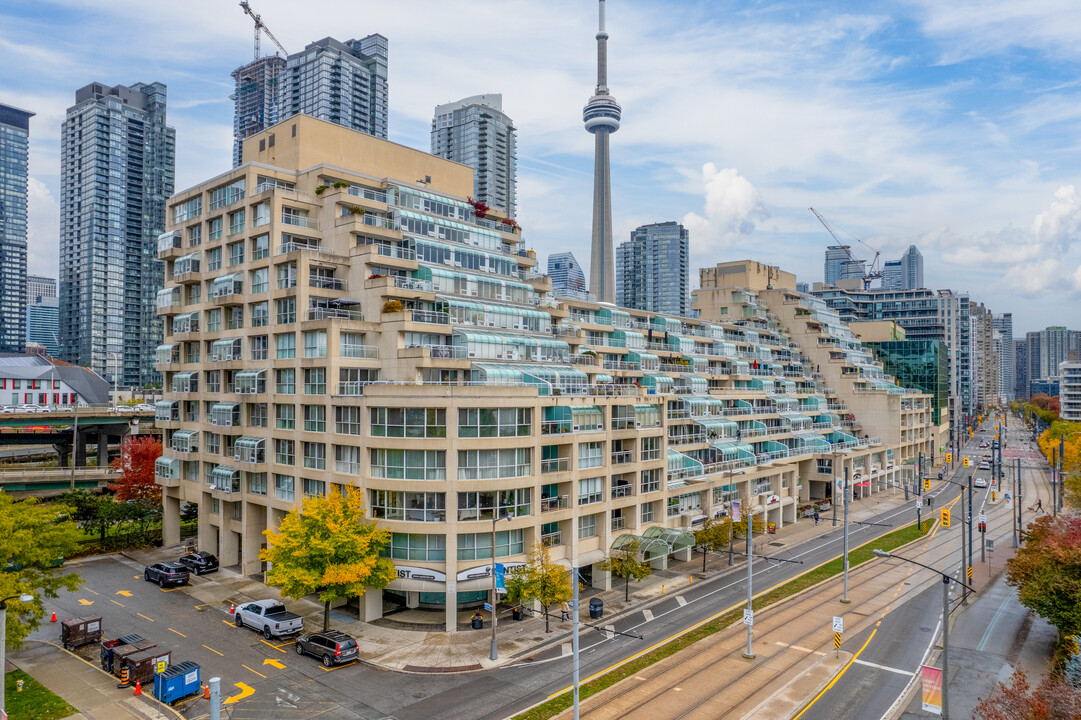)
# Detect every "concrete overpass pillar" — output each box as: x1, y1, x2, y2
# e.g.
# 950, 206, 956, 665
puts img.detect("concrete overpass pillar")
55, 445, 70, 468
96, 433, 109, 469
163, 493, 181, 546
74, 431, 87, 467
